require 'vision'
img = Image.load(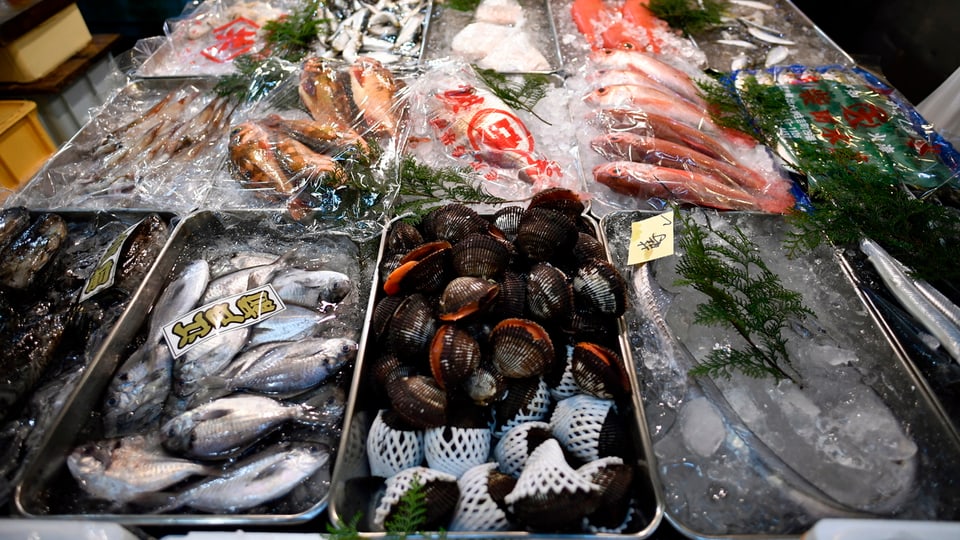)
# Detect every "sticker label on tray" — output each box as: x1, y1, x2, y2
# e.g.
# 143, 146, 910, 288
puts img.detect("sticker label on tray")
78, 218, 144, 302
628, 211, 674, 265
201, 17, 260, 63
162, 284, 286, 358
